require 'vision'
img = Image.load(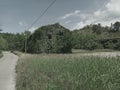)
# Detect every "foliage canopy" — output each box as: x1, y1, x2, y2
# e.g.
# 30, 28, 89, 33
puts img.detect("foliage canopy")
27, 23, 72, 53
